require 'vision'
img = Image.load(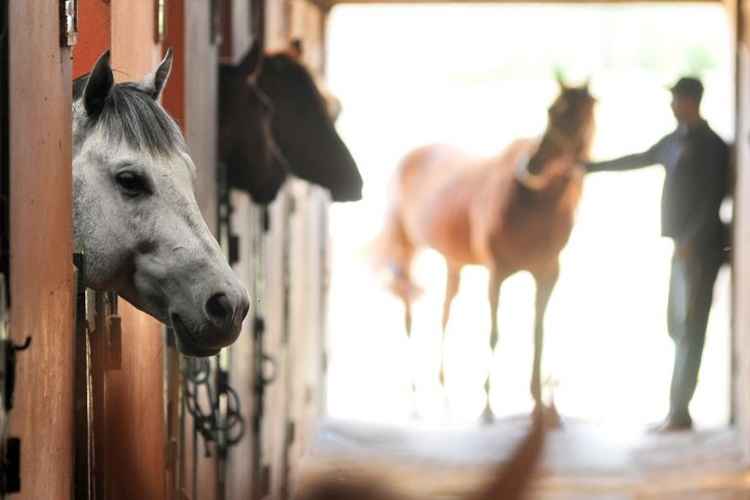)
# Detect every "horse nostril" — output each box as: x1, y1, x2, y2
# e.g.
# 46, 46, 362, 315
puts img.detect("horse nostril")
205, 293, 233, 327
